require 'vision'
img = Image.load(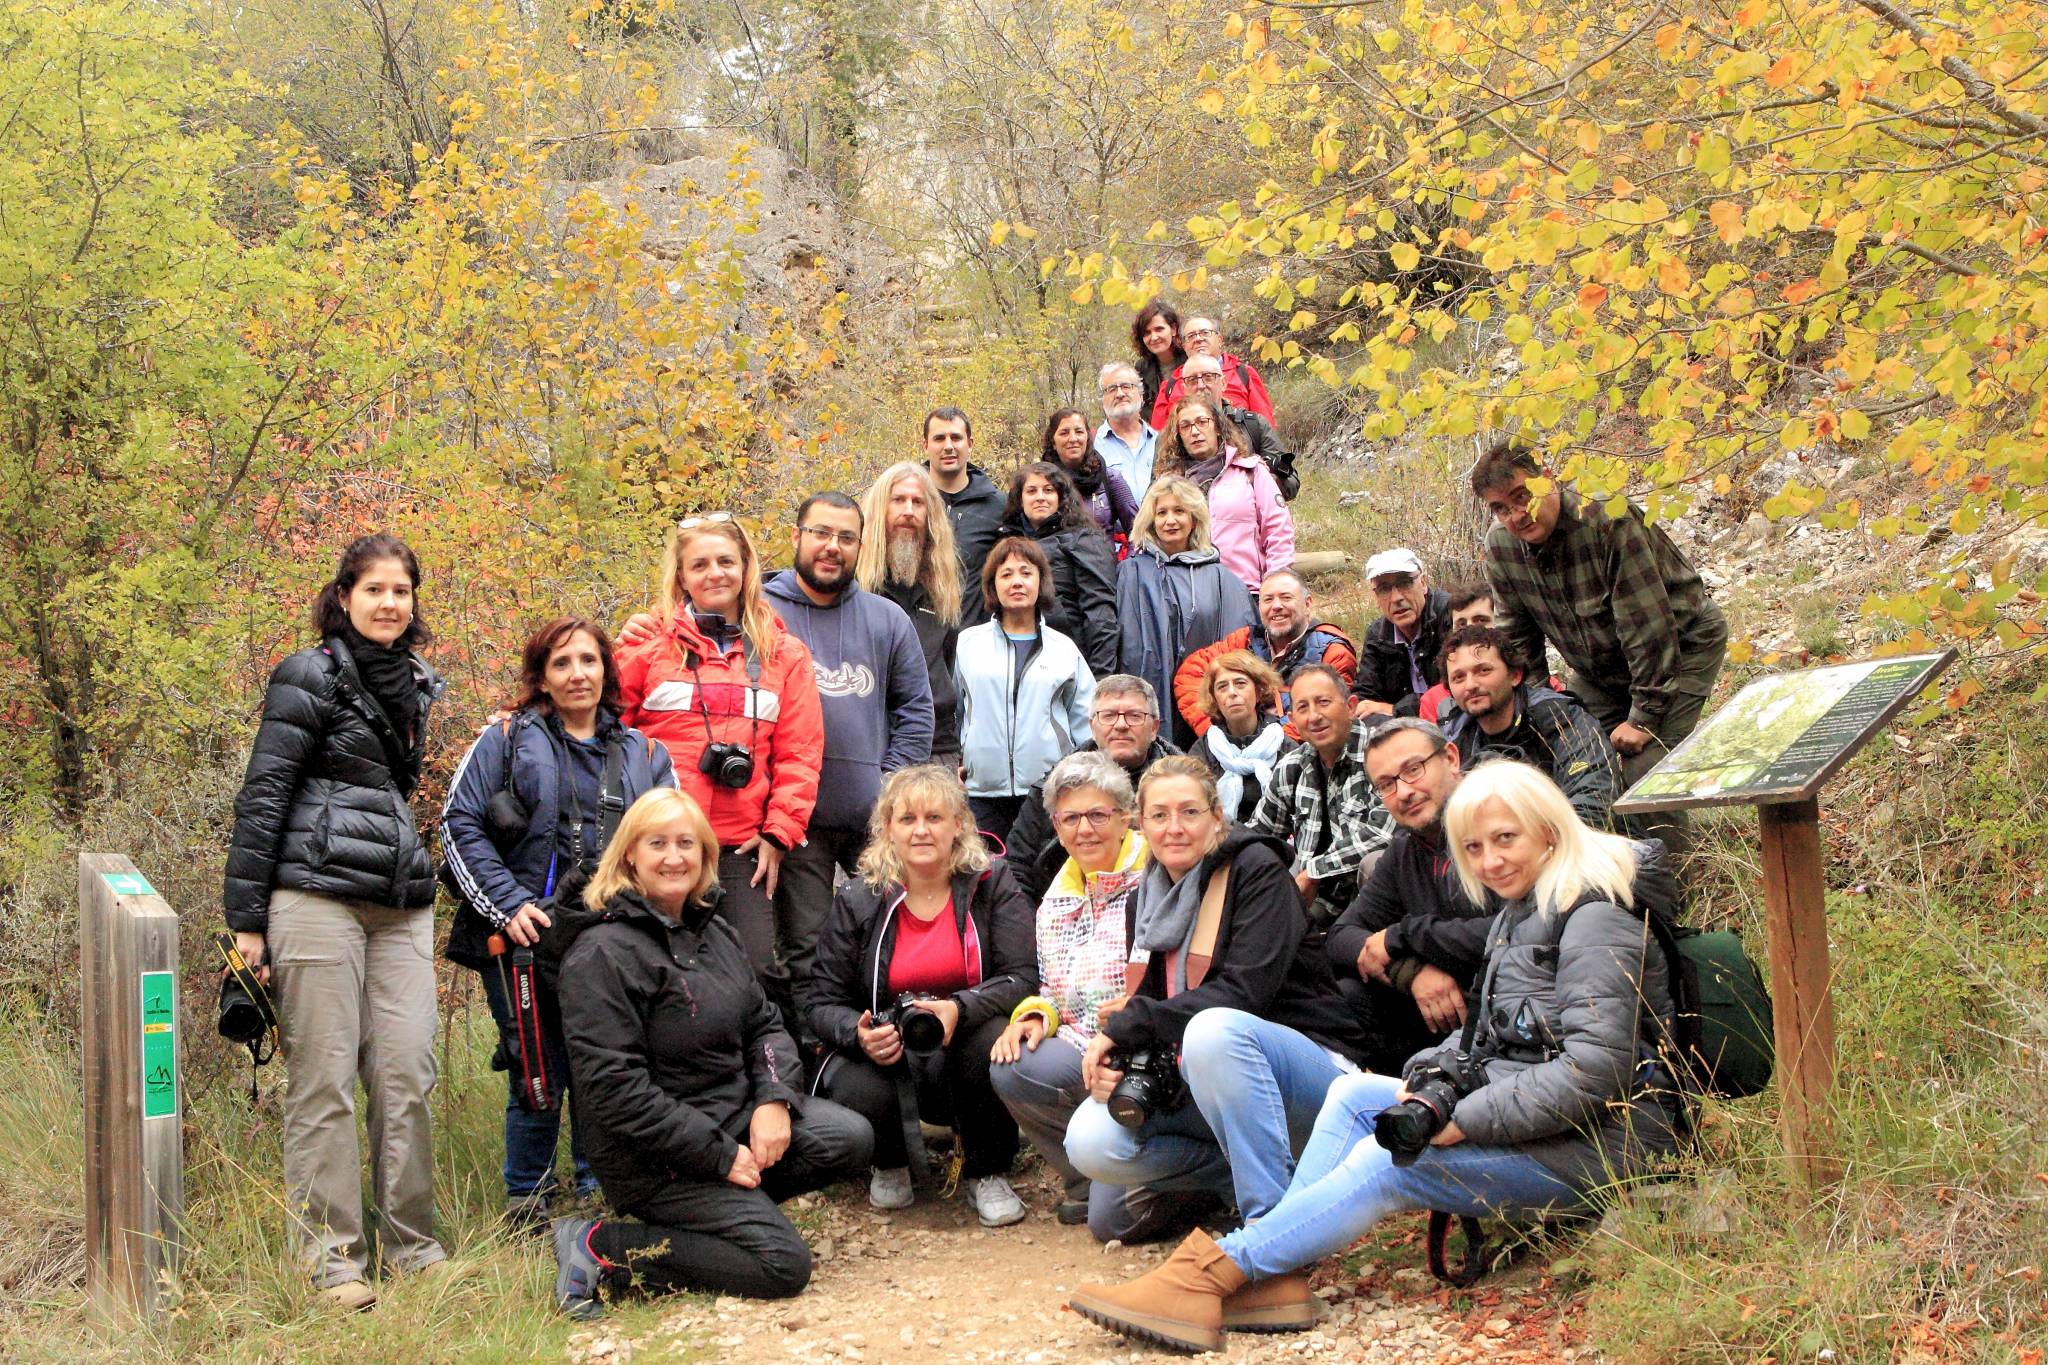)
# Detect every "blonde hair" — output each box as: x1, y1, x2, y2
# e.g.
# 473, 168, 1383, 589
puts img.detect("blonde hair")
1131, 476, 1216, 555
1441, 761, 1638, 919
583, 788, 722, 911
856, 463, 962, 628
1136, 755, 1229, 863
656, 518, 781, 666
1198, 649, 1284, 724
855, 764, 991, 890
